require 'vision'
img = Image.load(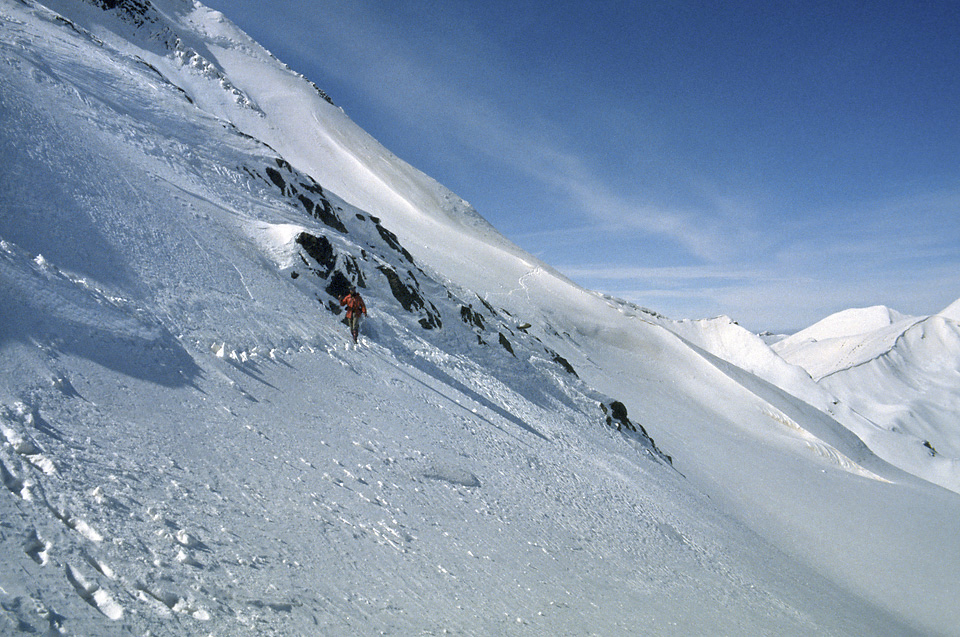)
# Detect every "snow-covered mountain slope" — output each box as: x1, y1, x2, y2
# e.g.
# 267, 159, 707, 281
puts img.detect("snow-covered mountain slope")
2, 1, 960, 635
662, 308, 960, 494
774, 302, 960, 490
773, 305, 922, 380
942, 297, 960, 322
